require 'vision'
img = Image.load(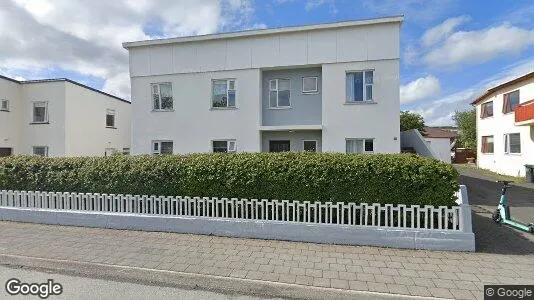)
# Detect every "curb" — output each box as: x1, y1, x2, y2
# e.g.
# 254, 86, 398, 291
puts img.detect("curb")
0, 254, 433, 300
